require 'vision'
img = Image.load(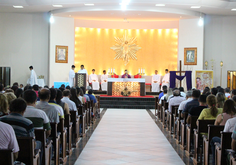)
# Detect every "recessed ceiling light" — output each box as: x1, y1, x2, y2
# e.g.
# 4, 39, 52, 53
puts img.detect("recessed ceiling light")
52, 5, 63, 7
84, 4, 94, 6
191, 6, 201, 9
231, 8, 236, 11
13, 5, 23, 8
156, 4, 165, 7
